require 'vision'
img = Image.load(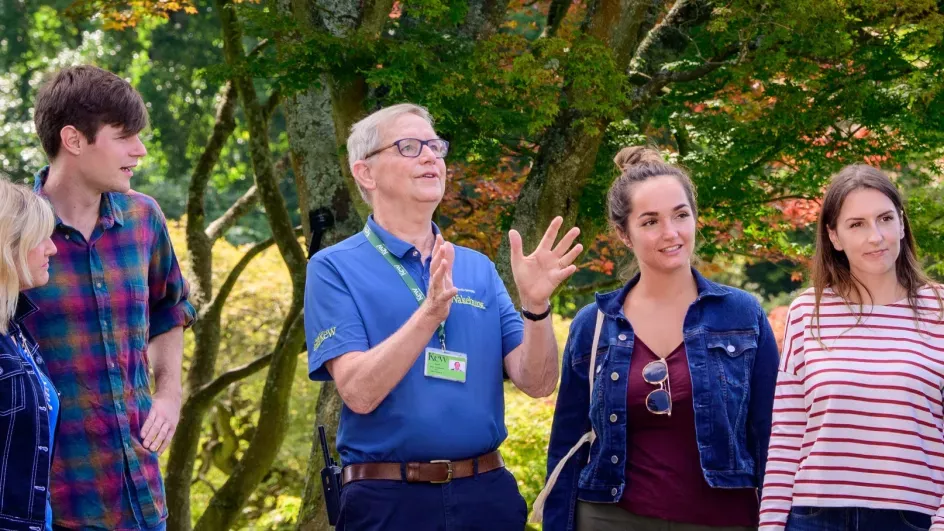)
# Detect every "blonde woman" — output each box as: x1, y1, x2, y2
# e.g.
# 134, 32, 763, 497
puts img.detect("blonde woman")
0, 179, 59, 531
